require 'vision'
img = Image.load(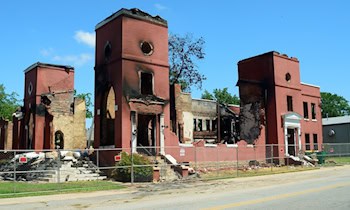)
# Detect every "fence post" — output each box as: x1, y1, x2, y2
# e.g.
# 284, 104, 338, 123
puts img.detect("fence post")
254, 145, 257, 172
216, 146, 219, 177
301, 143, 304, 168
96, 149, 99, 169
270, 145, 273, 172
236, 146, 239, 177
194, 146, 197, 174
286, 146, 289, 169
131, 150, 134, 184
57, 147, 61, 188
14, 150, 17, 194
